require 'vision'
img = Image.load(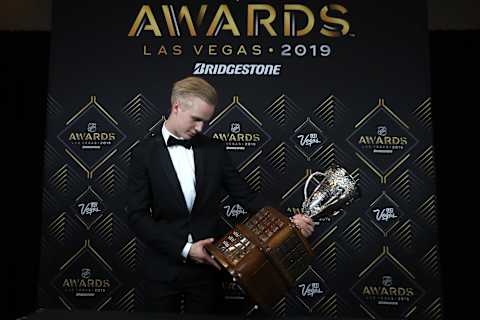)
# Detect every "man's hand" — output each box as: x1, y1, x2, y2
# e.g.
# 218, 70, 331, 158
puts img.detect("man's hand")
188, 238, 221, 270
291, 214, 315, 238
